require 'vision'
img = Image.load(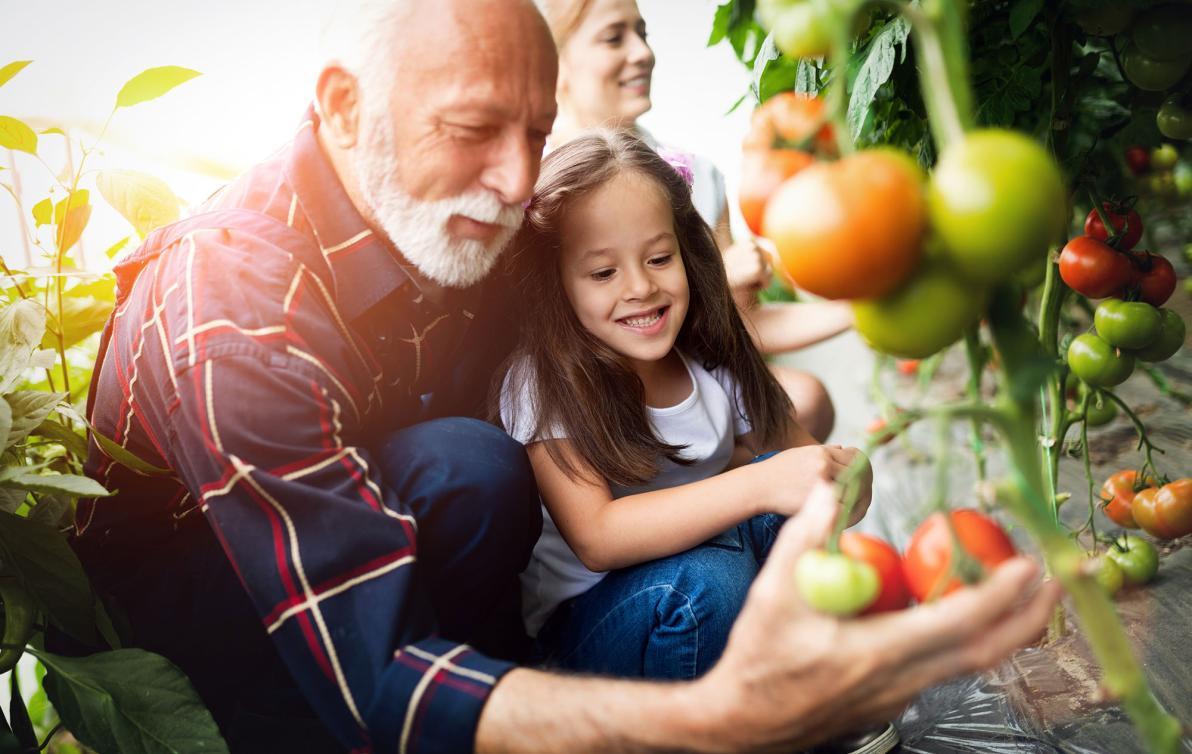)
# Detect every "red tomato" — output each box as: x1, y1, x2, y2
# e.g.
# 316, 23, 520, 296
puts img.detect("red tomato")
903, 509, 1017, 602
865, 417, 896, 446
743, 92, 837, 155
896, 359, 921, 376
839, 532, 911, 614
1100, 470, 1145, 529
1084, 203, 1143, 251
1058, 236, 1136, 298
1124, 146, 1150, 176
1132, 253, 1177, 307
1132, 479, 1192, 540
739, 148, 816, 236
